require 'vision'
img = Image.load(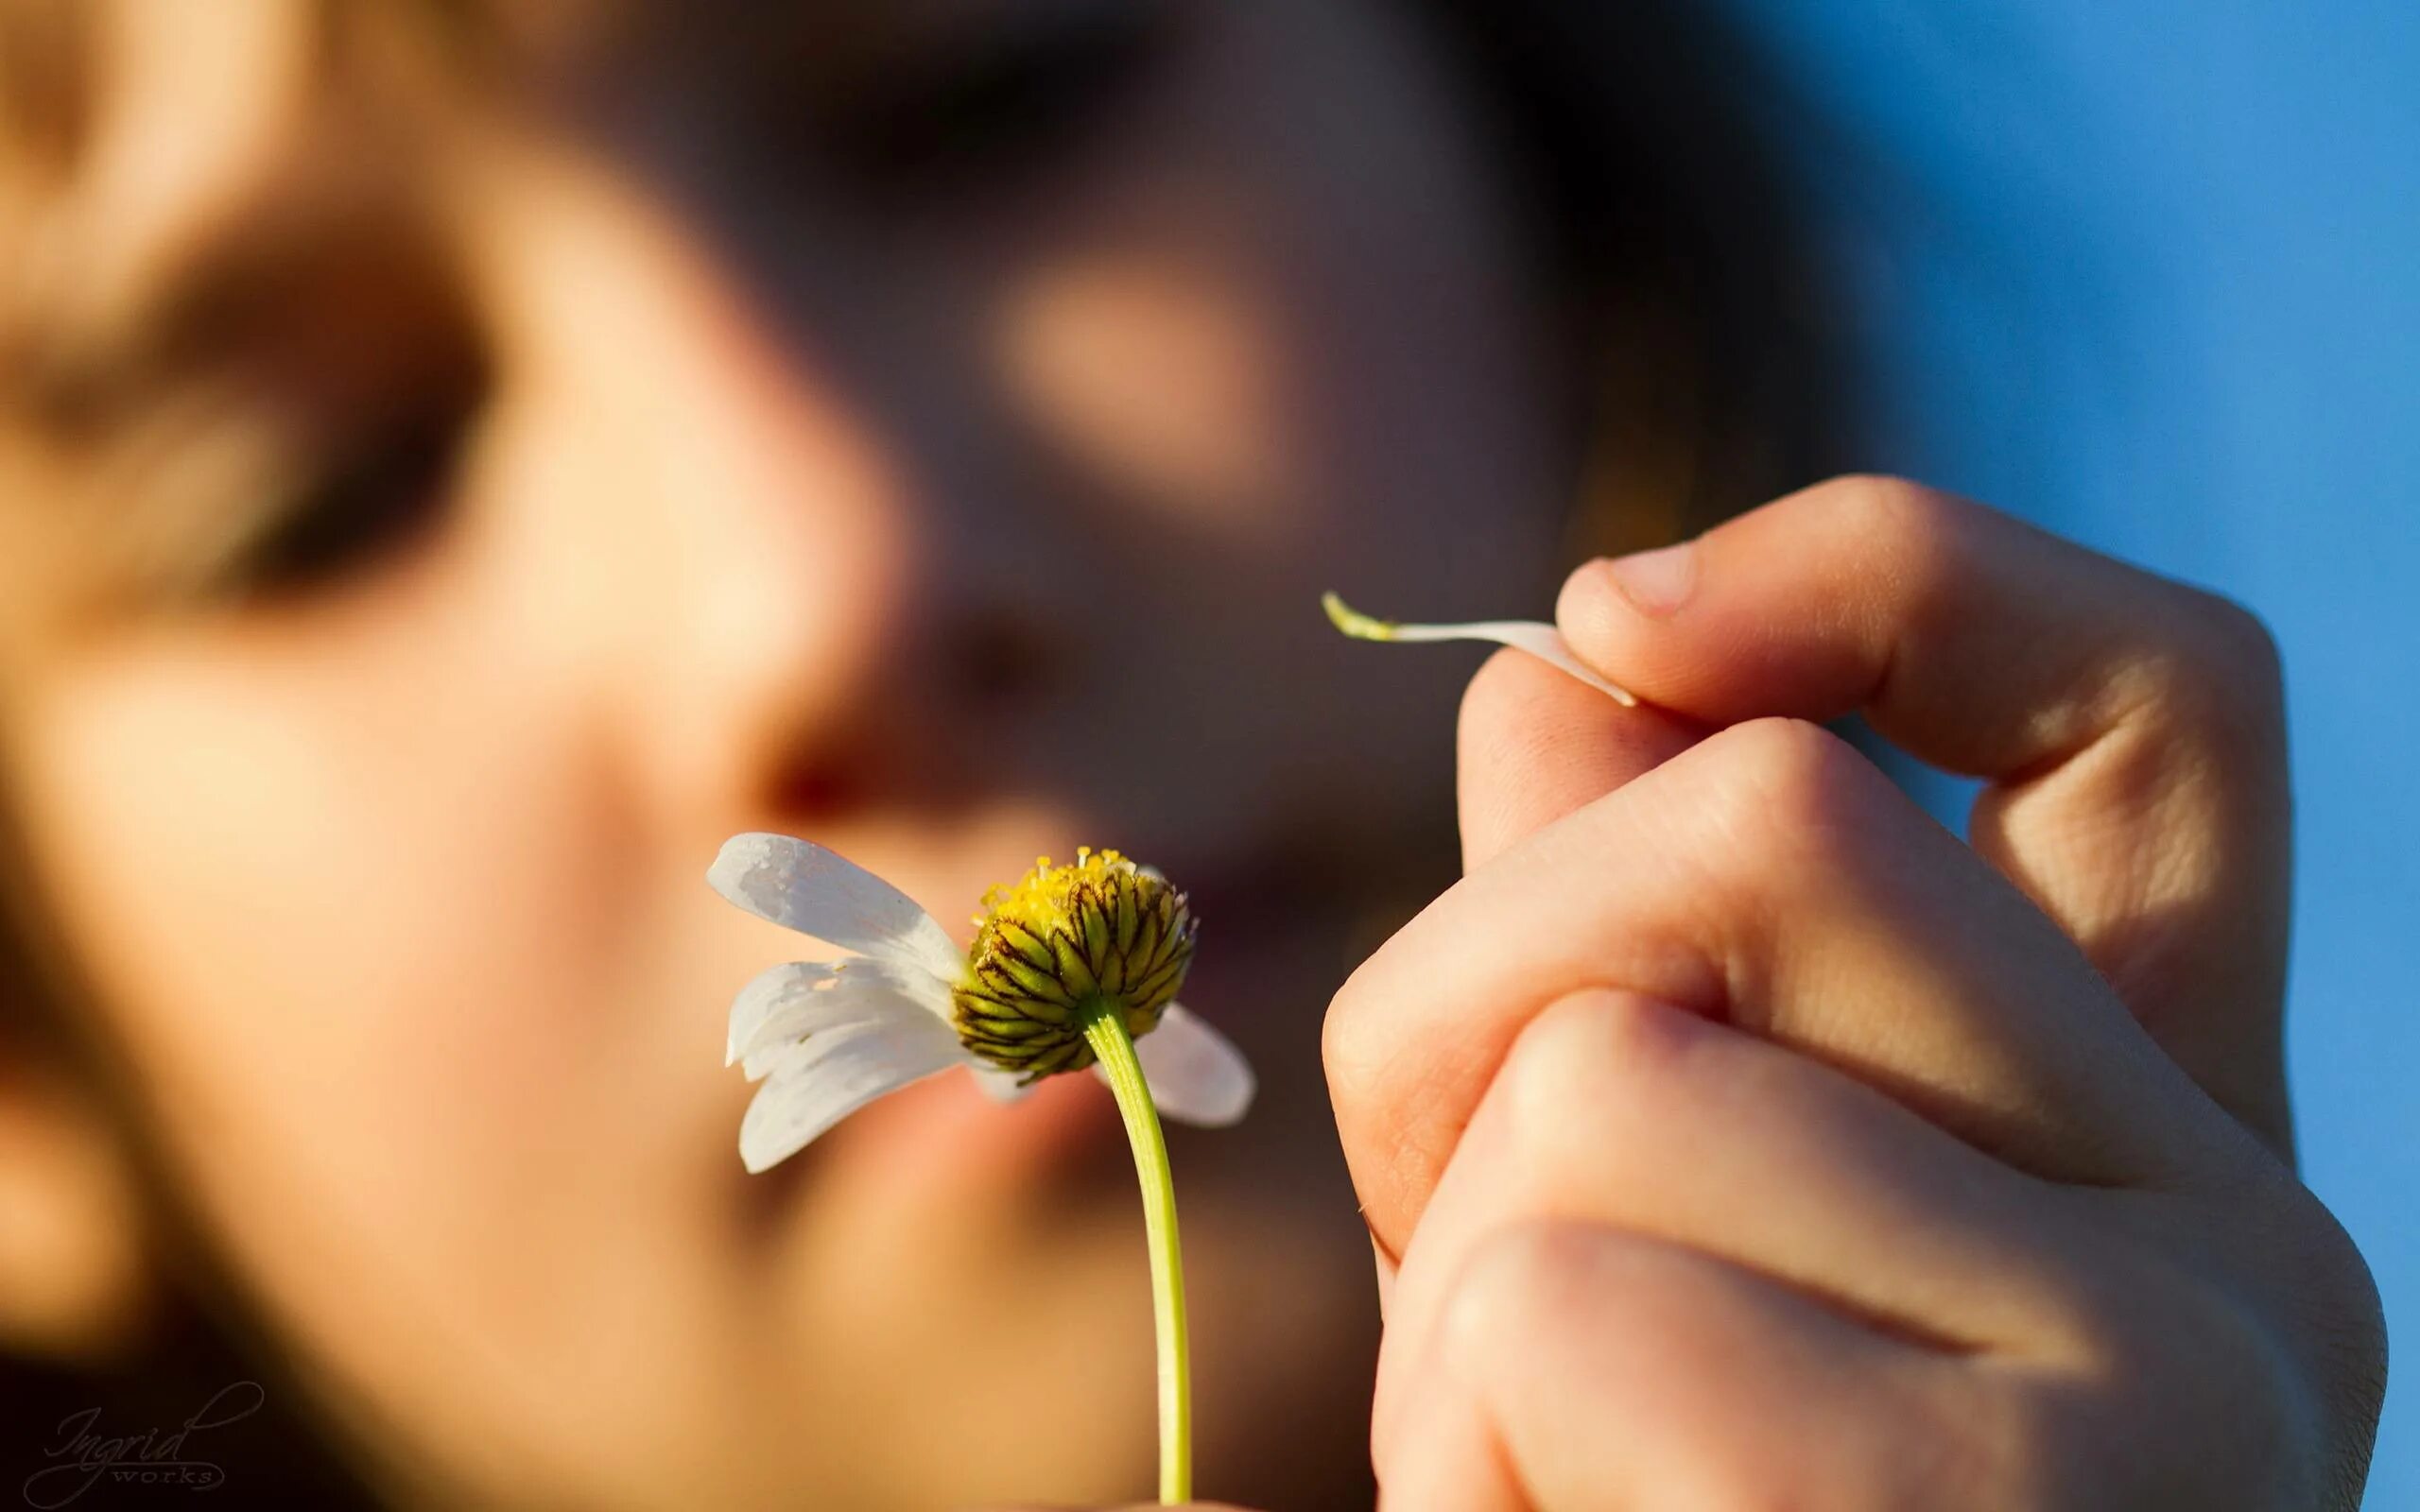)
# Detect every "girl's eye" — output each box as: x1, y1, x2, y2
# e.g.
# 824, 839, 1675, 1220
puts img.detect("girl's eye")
109, 218, 492, 611
223, 363, 484, 604
796, 3, 1183, 197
